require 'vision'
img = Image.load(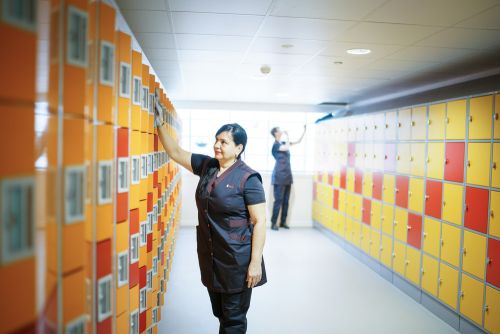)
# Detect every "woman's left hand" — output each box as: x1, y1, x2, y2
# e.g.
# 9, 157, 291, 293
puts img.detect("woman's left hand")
246, 260, 262, 288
